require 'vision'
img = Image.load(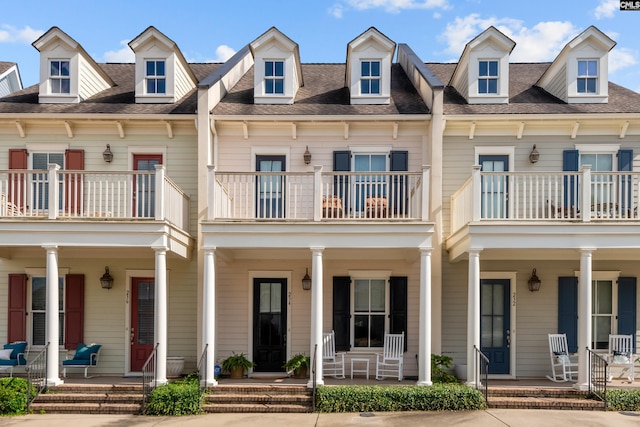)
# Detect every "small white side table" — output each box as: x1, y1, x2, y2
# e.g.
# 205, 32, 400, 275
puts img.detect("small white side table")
351, 358, 369, 379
